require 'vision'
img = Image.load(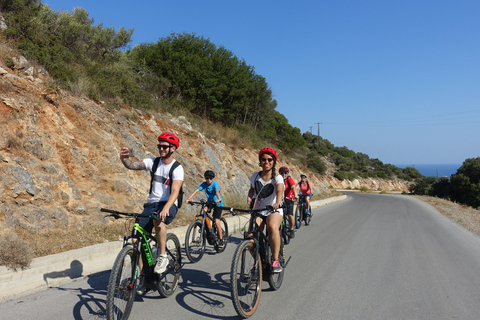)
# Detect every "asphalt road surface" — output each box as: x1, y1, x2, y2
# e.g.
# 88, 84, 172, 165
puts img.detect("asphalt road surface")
2, 193, 480, 319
